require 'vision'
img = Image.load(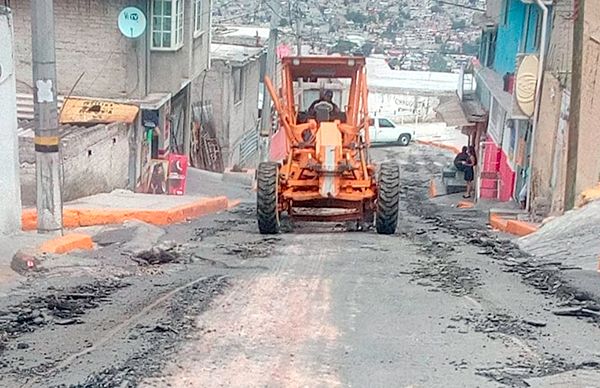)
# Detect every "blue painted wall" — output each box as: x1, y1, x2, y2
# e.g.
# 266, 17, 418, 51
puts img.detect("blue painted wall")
493, 0, 527, 75
490, 1, 551, 75
524, 5, 540, 53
